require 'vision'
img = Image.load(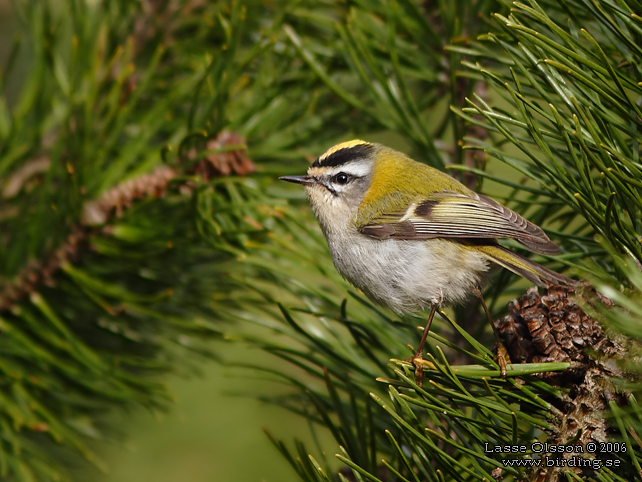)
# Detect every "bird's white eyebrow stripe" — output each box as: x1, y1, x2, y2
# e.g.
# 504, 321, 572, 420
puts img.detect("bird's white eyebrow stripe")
323, 162, 371, 178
